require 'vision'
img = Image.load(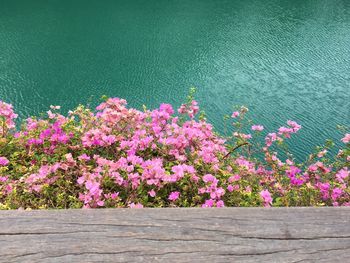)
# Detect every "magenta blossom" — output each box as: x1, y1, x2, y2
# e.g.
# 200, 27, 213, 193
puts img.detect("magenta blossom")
336, 168, 349, 183
216, 200, 225, 207
168, 191, 180, 201
0, 176, 8, 182
0, 157, 9, 166
201, 199, 214, 208
0, 97, 348, 209
260, 190, 273, 207
331, 188, 343, 201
